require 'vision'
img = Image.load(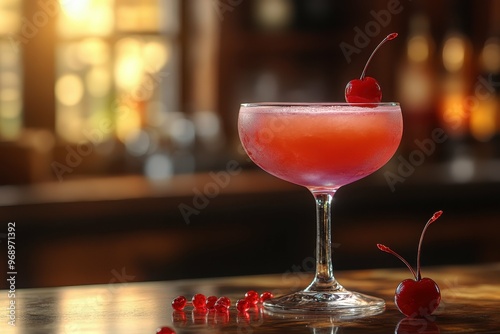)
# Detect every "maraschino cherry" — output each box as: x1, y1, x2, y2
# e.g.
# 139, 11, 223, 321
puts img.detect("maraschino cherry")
377, 210, 443, 318
345, 33, 398, 104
